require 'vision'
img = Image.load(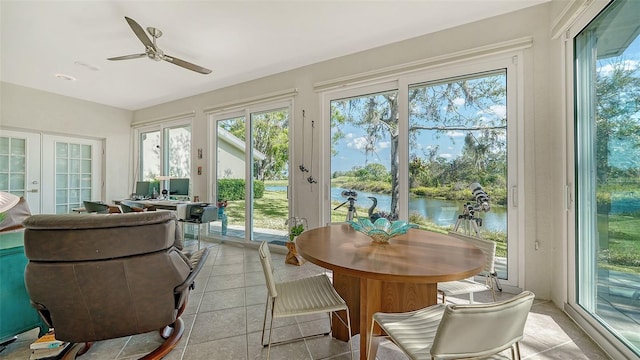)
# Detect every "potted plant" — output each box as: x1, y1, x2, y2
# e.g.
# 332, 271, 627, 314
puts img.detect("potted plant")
285, 217, 307, 266
217, 200, 228, 235
289, 223, 305, 241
